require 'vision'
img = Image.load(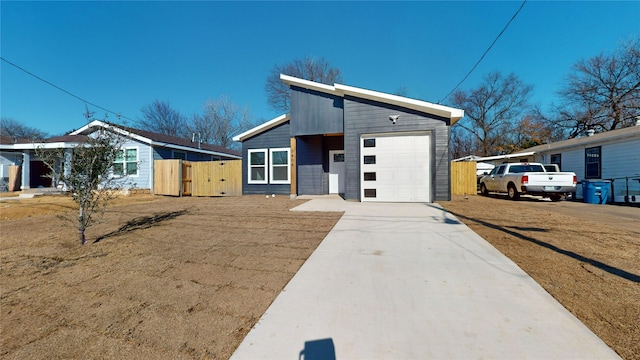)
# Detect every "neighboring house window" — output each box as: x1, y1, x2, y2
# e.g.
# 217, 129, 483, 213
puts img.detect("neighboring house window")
114, 147, 138, 176
173, 151, 186, 160
269, 148, 290, 184
585, 146, 601, 179
550, 154, 561, 170
248, 149, 268, 184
